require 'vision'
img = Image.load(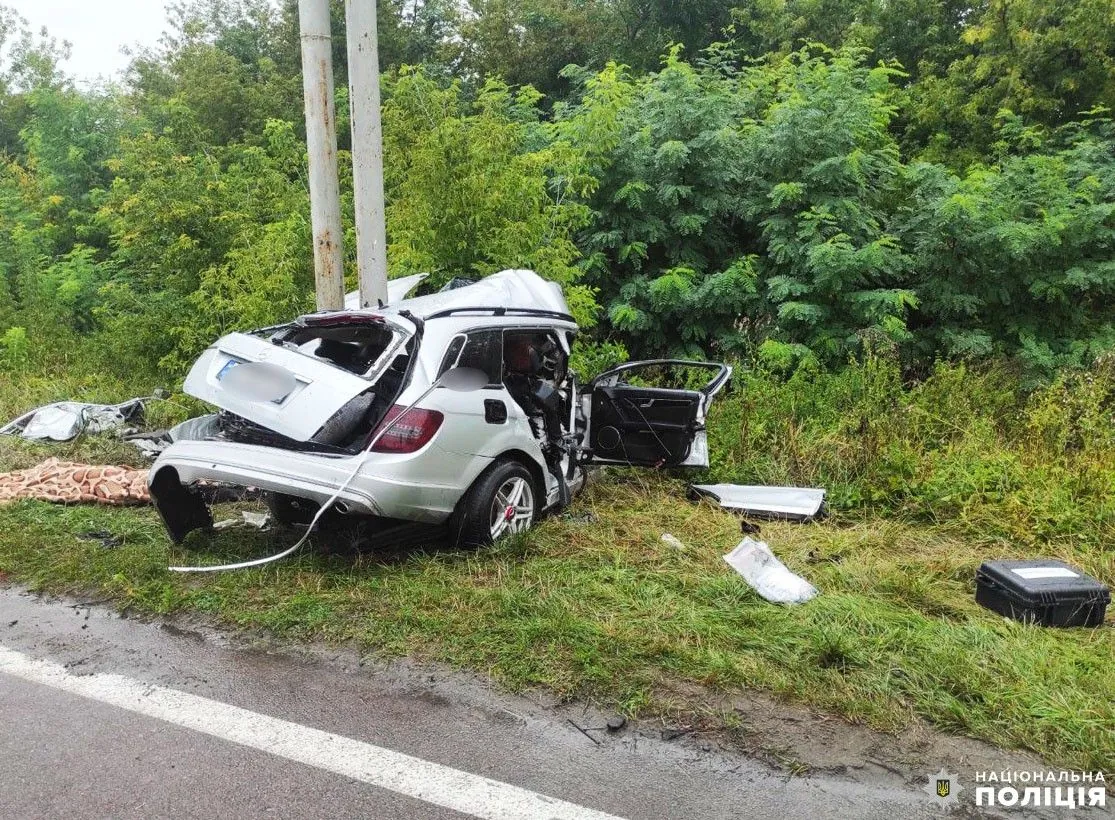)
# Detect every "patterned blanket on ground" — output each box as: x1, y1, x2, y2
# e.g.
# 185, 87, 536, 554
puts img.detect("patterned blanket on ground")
0, 458, 150, 505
